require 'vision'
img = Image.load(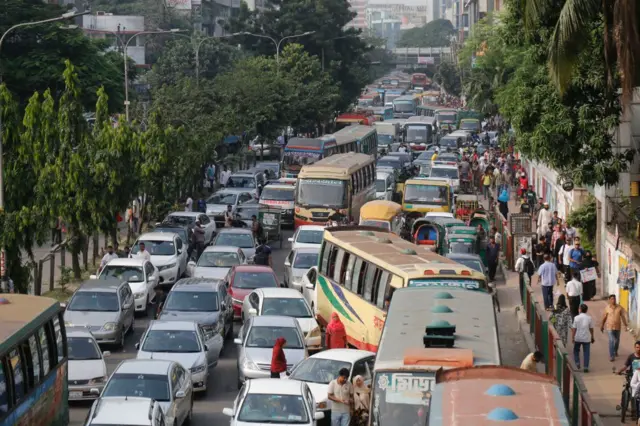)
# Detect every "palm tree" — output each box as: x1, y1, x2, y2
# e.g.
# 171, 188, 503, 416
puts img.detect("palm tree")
524, 0, 640, 106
